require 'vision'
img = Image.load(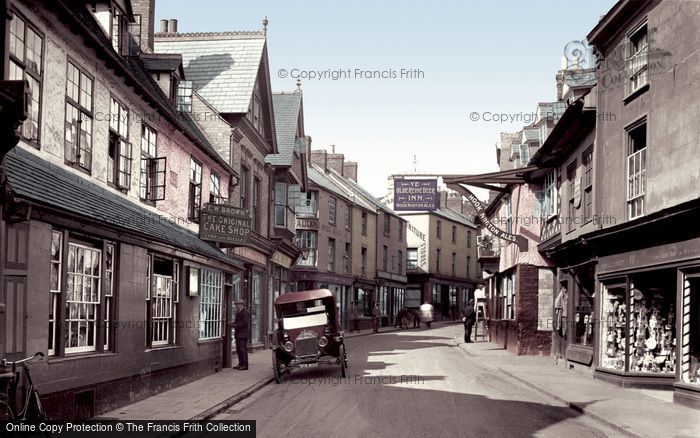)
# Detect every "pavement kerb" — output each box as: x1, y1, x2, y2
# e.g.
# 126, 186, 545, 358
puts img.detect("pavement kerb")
191, 376, 276, 421
454, 339, 639, 438
495, 367, 638, 438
